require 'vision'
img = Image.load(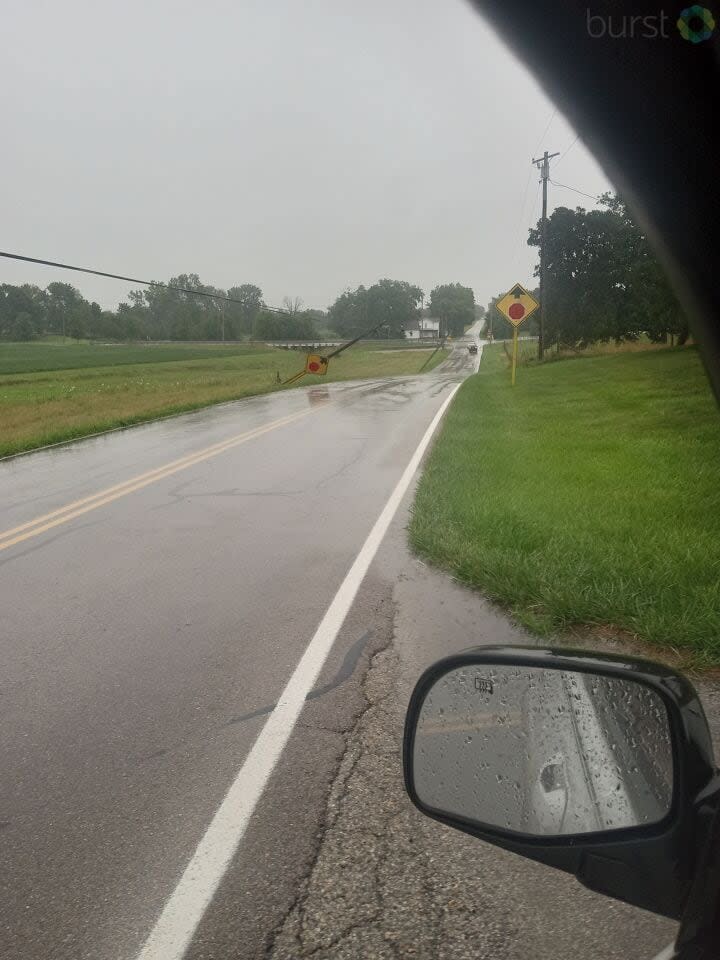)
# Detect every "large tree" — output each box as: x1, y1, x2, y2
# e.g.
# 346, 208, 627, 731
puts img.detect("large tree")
526, 194, 689, 348
365, 279, 423, 338
327, 286, 369, 339
429, 284, 476, 338
225, 284, 263, 338
328, 279, 422, 339
0, 284, 47, 340
46, 282, 86, 338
